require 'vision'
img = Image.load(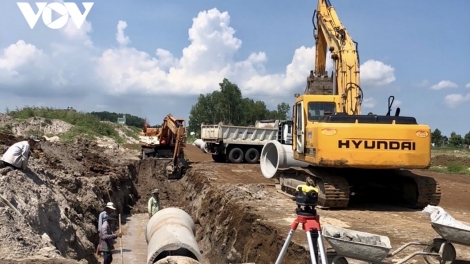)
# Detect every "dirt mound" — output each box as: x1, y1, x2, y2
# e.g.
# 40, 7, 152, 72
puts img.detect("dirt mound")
0, 113, 139, 145
0, 134, 140, 263
0, 114, 72, 137
431, 154, 470, 167
0, 132, 21, 146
